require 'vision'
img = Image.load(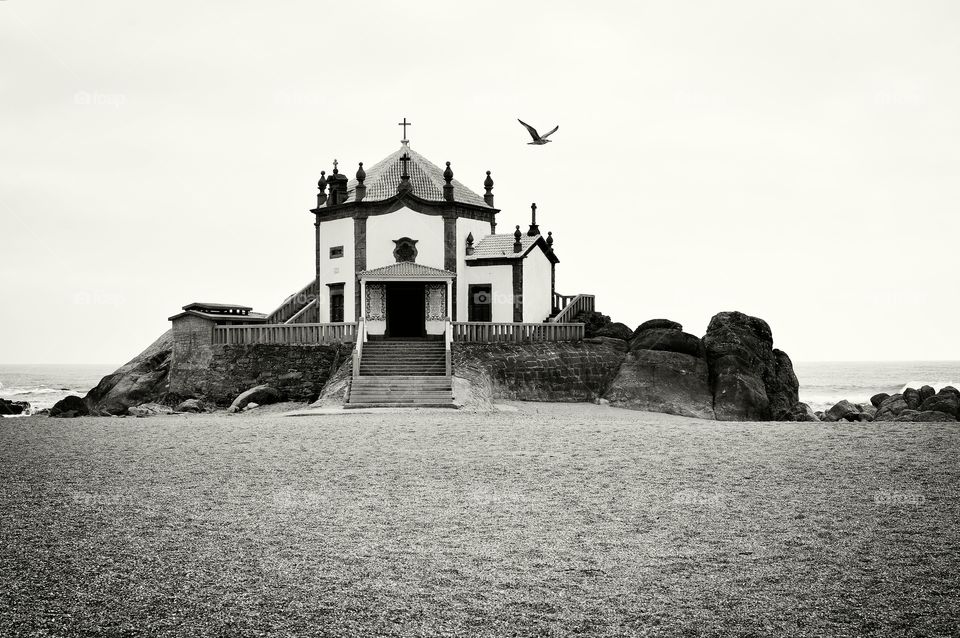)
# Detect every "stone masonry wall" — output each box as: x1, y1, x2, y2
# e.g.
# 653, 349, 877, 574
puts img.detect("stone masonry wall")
177, 343, 350, 404
452, 338, 627, 403
169, 315, 351, 404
